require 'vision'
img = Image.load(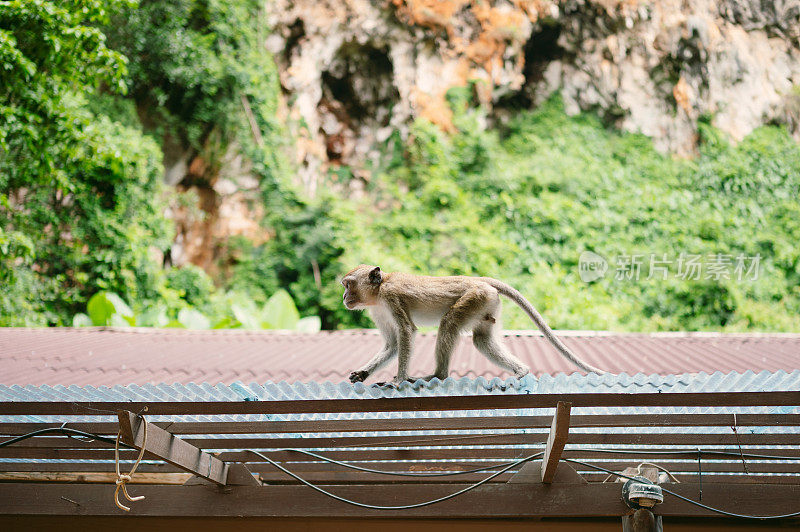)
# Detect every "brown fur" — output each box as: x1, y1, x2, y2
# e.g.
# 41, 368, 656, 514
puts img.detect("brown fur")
342, 265, 605, 385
